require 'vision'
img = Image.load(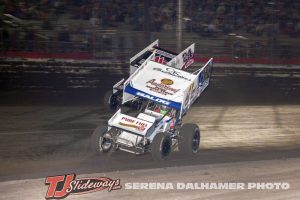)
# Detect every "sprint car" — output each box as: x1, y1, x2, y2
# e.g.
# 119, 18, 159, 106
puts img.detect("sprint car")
104, 39, 195, 111
92, 41, 213, 161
